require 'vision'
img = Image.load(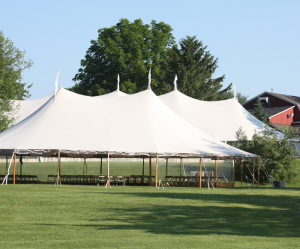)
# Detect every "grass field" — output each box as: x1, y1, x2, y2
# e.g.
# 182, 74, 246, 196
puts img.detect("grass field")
0, 159, 299, 248
0, 185, 299, 248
